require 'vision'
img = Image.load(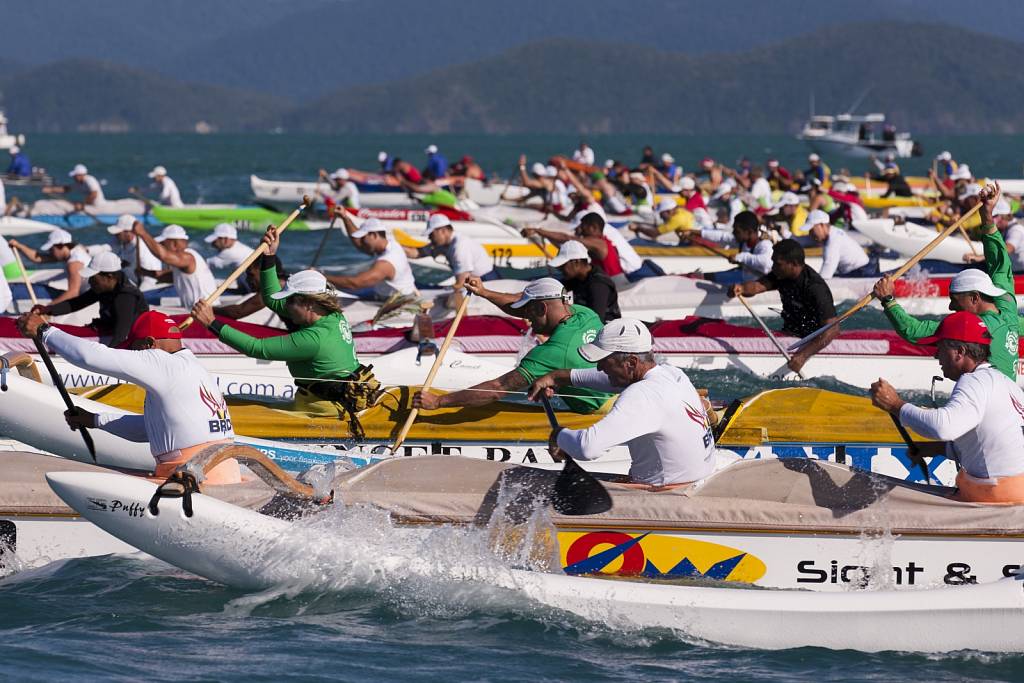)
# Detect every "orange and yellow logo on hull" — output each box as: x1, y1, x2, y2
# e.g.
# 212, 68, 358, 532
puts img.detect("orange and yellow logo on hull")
559, 531, 766, 583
